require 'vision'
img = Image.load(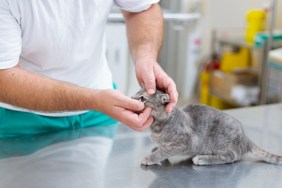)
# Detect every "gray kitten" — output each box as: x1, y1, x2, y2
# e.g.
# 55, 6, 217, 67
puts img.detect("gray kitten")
132, 87, 282, 166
